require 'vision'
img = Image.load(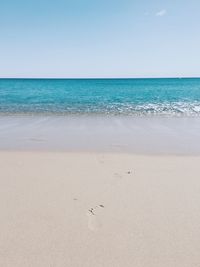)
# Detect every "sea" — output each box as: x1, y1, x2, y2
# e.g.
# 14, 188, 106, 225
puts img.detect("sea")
0, 78, 200, 116
0, 78, 200, 154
